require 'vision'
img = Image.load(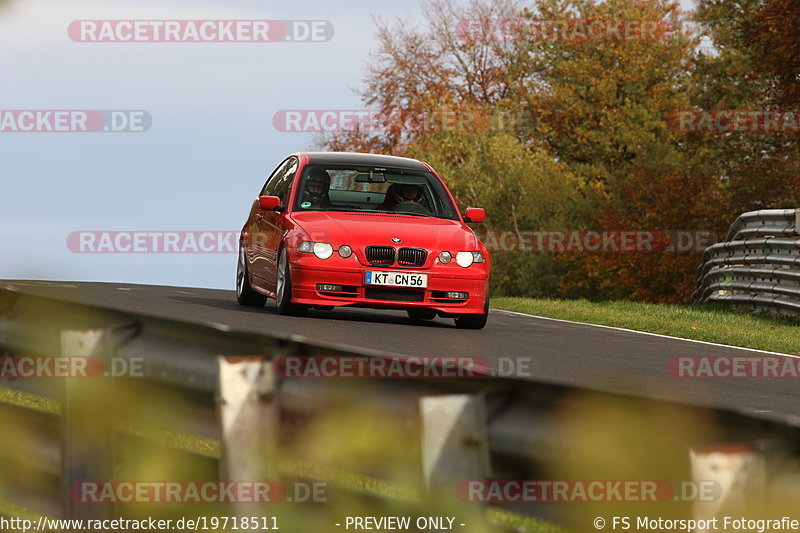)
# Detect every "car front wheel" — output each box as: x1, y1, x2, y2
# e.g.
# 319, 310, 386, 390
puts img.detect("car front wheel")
275, 248, 308, 316
454, 299, 489, 329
